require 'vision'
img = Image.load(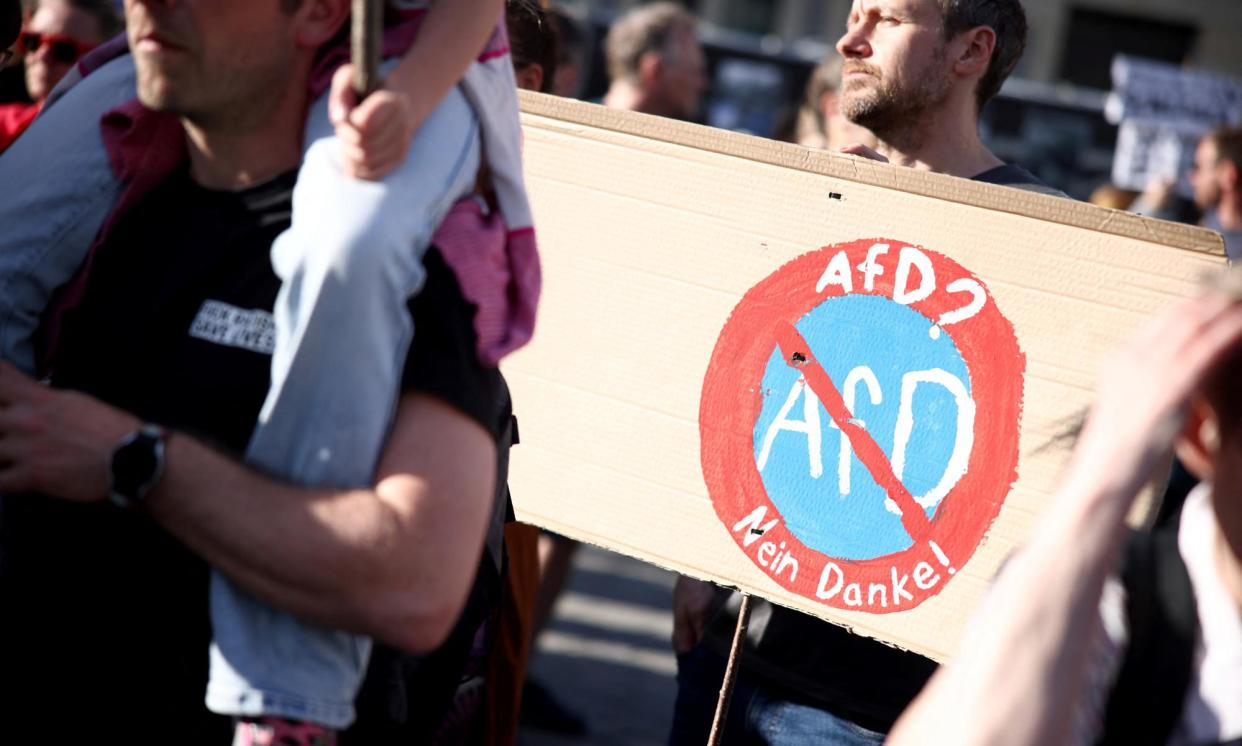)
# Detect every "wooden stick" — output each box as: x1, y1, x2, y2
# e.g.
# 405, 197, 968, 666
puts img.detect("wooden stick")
350, 0, 382, 97
707, 593, 753, 746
